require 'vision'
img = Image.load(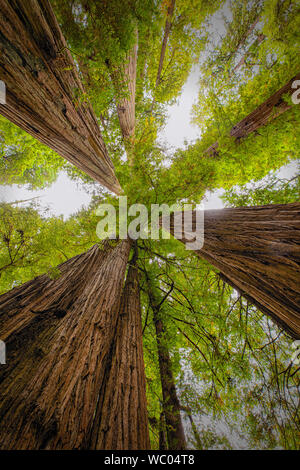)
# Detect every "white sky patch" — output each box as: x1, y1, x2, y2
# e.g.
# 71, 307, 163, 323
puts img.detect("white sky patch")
0, 172, 92, 219
160, 68, 200, 149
